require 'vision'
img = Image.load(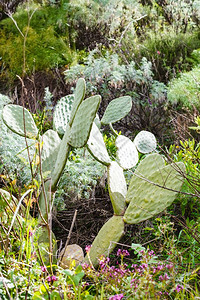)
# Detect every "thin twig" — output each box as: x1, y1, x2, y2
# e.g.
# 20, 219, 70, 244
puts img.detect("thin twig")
58, 209, 77, 265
